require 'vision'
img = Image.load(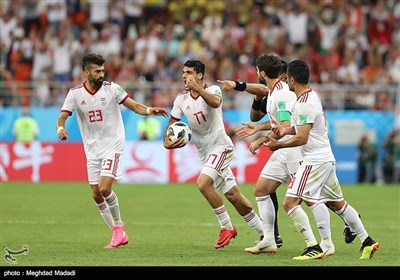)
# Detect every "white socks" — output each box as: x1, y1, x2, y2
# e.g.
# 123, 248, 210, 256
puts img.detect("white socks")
104, 191, 123, 226
213, 205, 233, 230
